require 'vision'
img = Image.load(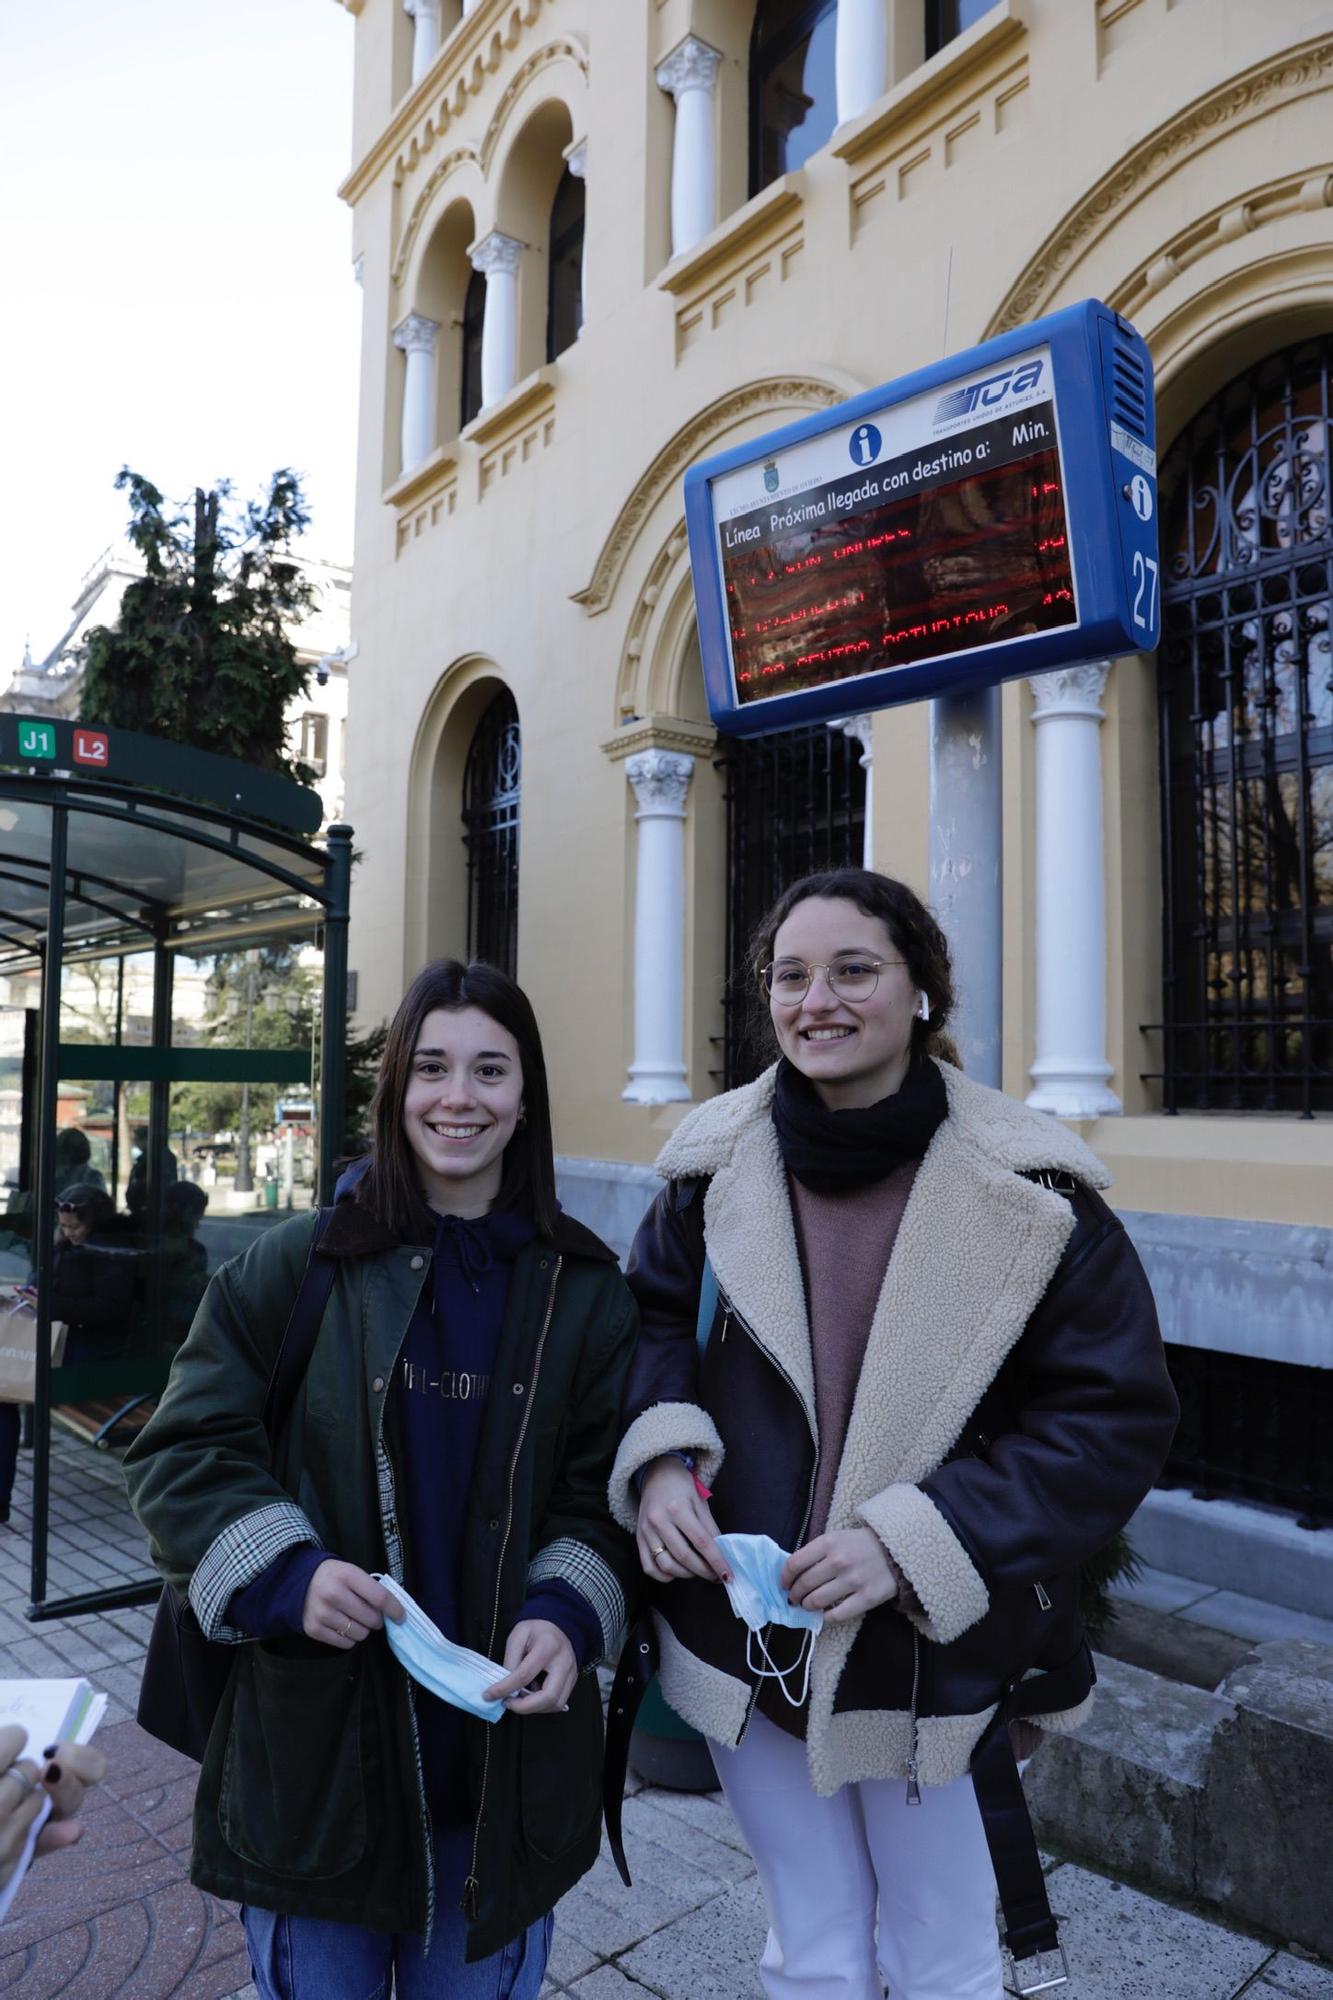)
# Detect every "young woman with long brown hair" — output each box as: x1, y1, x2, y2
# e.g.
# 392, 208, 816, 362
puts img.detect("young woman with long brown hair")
129, 958, 638, 2000
611, 868, 1178, 2000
